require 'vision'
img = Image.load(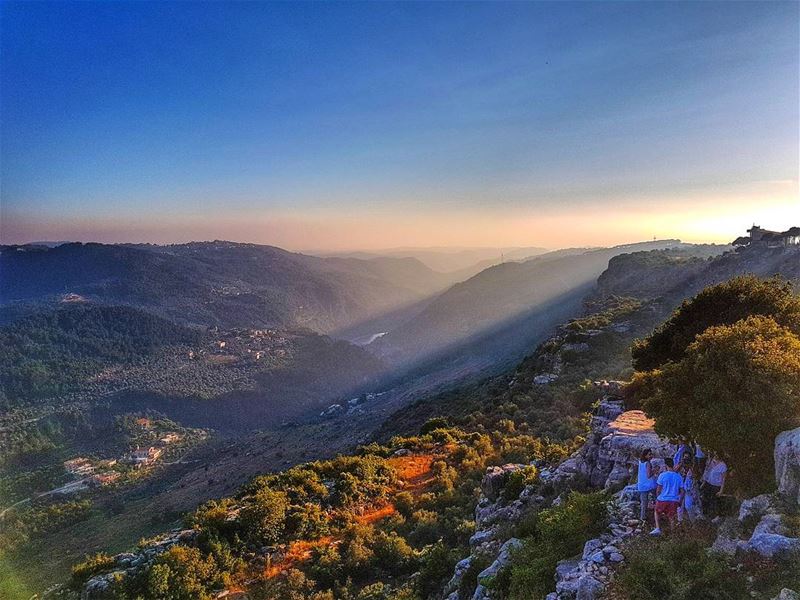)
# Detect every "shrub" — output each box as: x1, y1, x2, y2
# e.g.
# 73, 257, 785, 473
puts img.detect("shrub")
420, 417, 450, 435
393, 491, 415, 518
610, 527, 747, 599
144, 545, 221, 600
239, 489, 289, 544
417, 541, 458, 599
372, 531, 416, 574
70, 552, 116, 588
507, 491, 608, 599
502, 465, 539, 501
